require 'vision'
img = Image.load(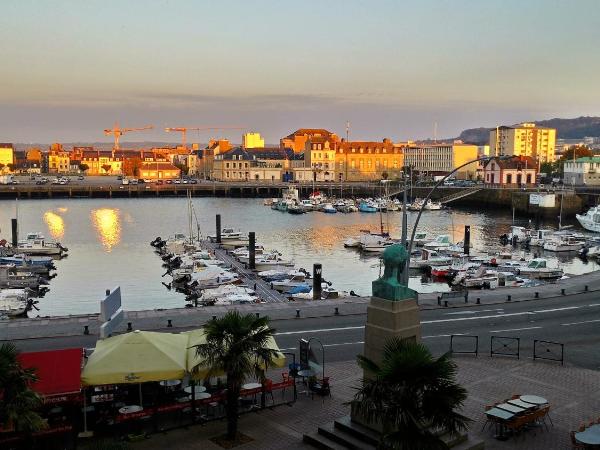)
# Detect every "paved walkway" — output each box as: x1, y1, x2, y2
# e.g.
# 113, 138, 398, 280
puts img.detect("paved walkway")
120, 356, 599, 450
